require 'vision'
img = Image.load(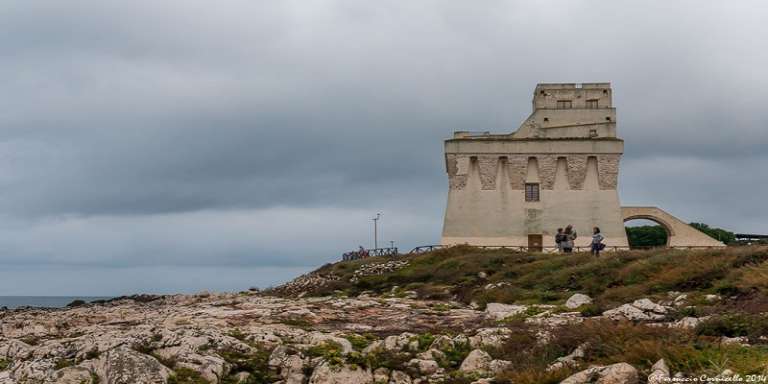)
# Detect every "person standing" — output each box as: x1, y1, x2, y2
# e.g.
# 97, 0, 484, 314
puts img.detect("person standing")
591, 227, 605, 256
555, 228, 566, 253
563, 225, 576, 253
